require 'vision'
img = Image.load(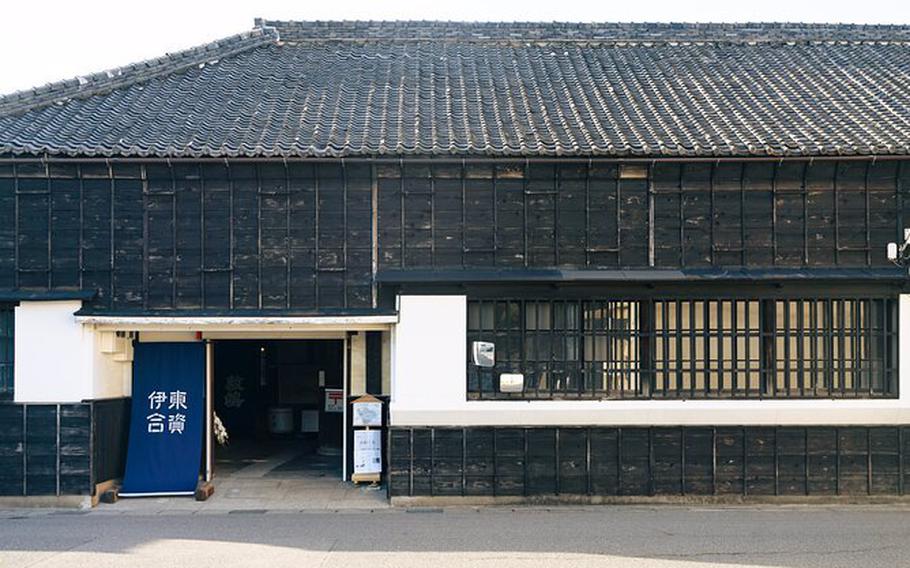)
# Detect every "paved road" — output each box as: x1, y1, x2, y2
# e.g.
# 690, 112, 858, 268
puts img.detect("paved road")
1, 505, 908, 567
